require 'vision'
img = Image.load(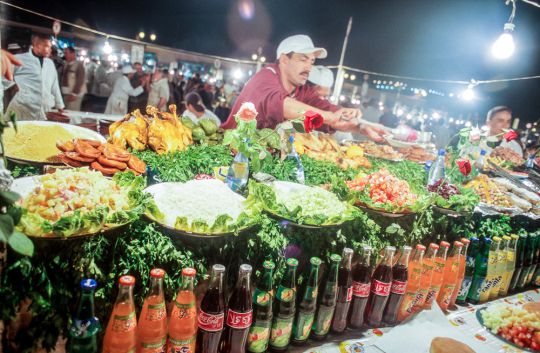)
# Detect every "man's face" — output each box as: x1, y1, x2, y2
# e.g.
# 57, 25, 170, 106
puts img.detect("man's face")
64, 50, 75, 62
488, 110, 512, 136
315, 85, 331, 100
281, 52, 316, 87
134, 64, 143, 74
33, 39, 52, 57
